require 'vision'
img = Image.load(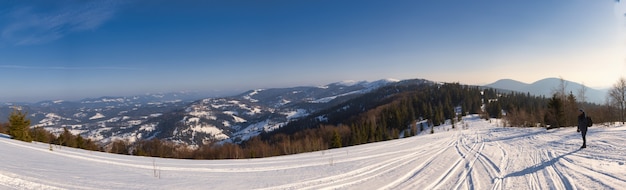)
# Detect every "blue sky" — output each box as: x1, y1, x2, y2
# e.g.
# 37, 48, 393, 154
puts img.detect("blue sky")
0, 0, 624, 102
